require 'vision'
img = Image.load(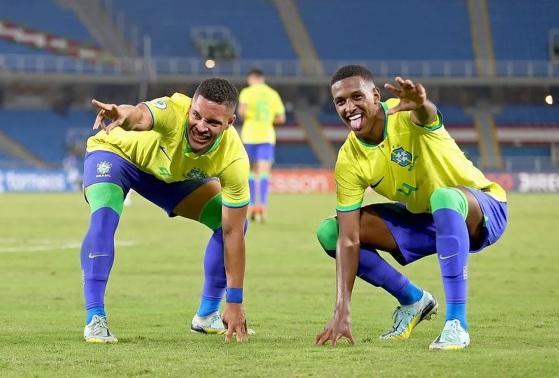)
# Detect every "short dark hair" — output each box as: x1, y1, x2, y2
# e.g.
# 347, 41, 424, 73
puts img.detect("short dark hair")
330, 64, 375, 86
194, 78, 239, 109
248, 68, 264, 77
